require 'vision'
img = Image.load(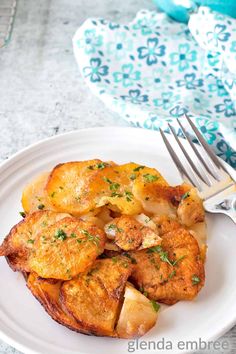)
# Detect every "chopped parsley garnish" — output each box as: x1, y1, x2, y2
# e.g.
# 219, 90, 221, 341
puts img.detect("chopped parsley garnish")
139, 287, 148, 297
129, 173, 137, 180
107, 224, 123, 233
111, 192, 122, 198
27, 239, 34, 244
103, 177, 112, 184
143, 174, 159, 183
19, 211, 26, 218
70, 233, 77, 238
133, 165, 145, 172
192, 275, 200, 285
50, 191, 56, 198
147, 245, 163, 254
182, 191, 190, 200
147, 246, 186, 268
159, 250, 173, 267
80, 229, 99, 246
97, 162, 109, 169
77, 239, 82, 244
103, 177, 120, 191
37, 204, 45, 210
125, 190, 133, 202
88, 162, 109, 170
123, 252, 137, 264
110, 182, 120, 191
112, 256, 118, 263
172, 255, 186, 266
150, 300, 160, 312
59, 186, 64, 190
147, 246, 172, 266
54, 229, 67, 241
